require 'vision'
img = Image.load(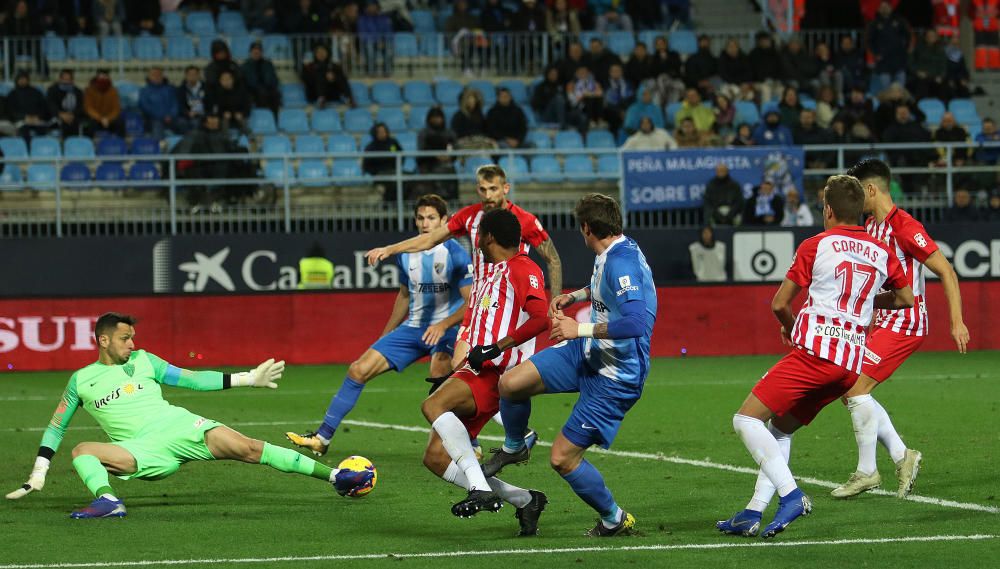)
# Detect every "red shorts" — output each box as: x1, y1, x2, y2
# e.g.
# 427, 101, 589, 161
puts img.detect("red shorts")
861, 327, 925, 382
453, 366, 501, 438
752, 348, 858, 425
